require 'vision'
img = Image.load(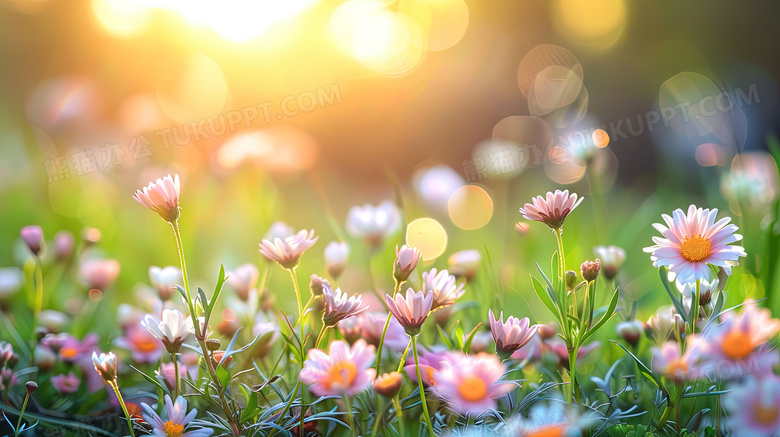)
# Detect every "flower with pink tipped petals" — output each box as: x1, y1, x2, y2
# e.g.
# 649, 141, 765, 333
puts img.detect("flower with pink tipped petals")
148, 266, 181, 301
688, 298, 780, 380
723, 375, 780, 436
141, 395, 214, 437
225, 263, 258, 301
393, 245, 421, 283
447, 249, 481, 281
594, 245, 626, 280
324, 241, 350, 279
132, 174, 181, 223
299, 339, 376, 397
142, 309, 192, 354
258, 229, 318, 269
519, 190, 583, 230
322, 284, 368, 327
349, 312, 408, 352
20, 225, 44, 256
651, 342, 694, 382
80, 258, 120, 290
92, 351, 117, 382
51, 372, 81, 394
373, 372, 404, 398
114, 326, 163, 363
423, 268, 465, 310
489, 309, 537, 360
431, 352, 515, 415
159, 361, 187, 392
643, 205, 746, 283
404, 348, 457, 386
385, 288, 434, 336
346, 200, 400, 248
